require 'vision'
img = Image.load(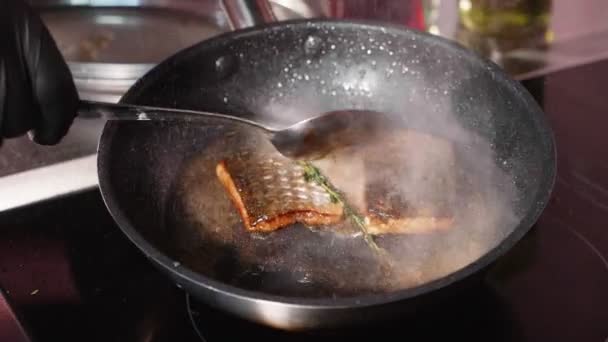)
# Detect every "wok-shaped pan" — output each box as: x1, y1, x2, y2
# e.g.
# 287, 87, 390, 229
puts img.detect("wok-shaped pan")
97, 19, 555, 330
